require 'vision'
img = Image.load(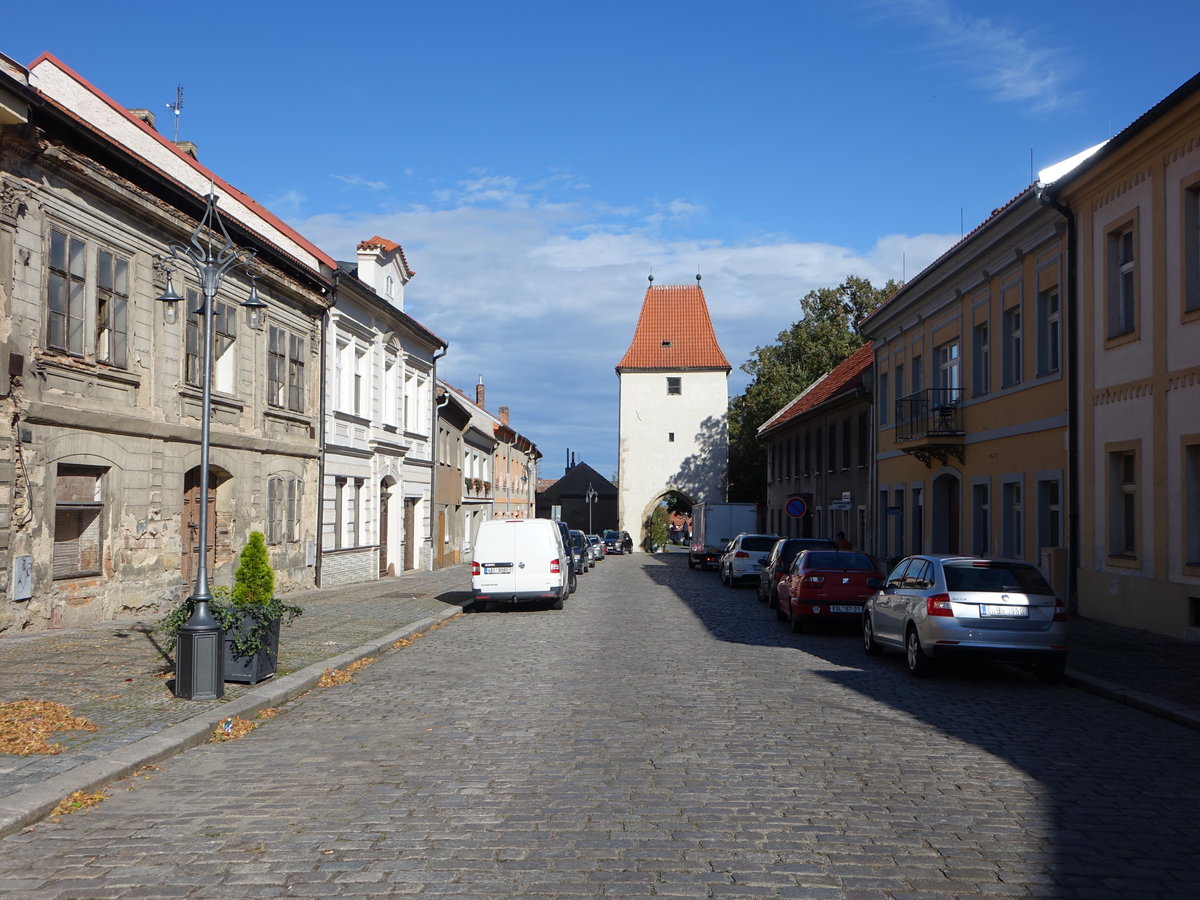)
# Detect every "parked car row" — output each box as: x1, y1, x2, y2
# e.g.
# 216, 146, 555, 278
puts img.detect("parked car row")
707, 533, 1069, 683
469, 519, 607, 610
